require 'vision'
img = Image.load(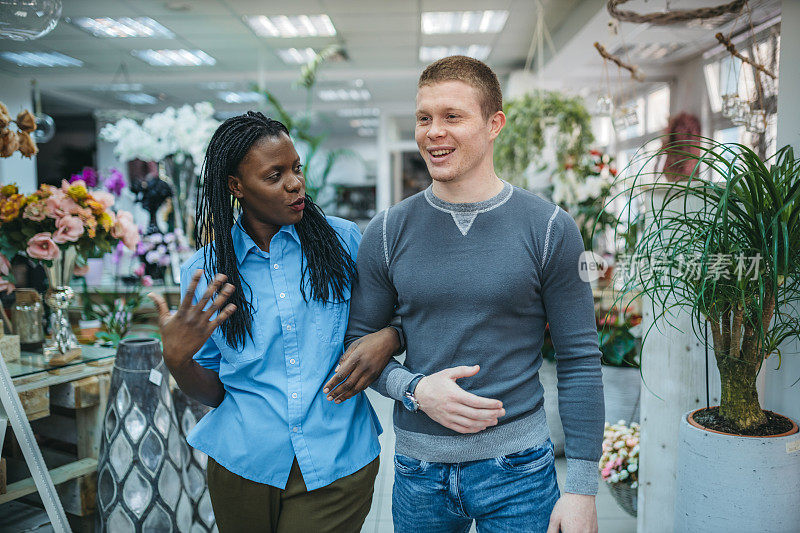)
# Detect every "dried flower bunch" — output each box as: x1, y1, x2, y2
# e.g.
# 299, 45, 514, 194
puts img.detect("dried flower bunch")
0, 101, 38, 159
